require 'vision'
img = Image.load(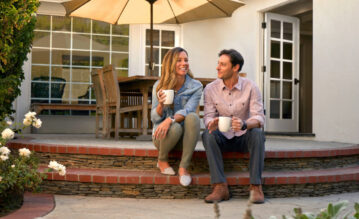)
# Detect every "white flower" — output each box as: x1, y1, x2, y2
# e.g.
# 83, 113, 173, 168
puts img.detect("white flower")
58, 165, 66, 176
11, 164, 15, 168
48, 160, 59, 169
0, 176, 2, 182
0, 146, 10, 155
48, 160, 66, 176
25, 111, 37, 120
32, 118, 42, 129
0, 154, 9, 161
23, 118, 32, 126
1, 128, 15, 140
6, 120, 13, 126
19, 148, 31, 157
